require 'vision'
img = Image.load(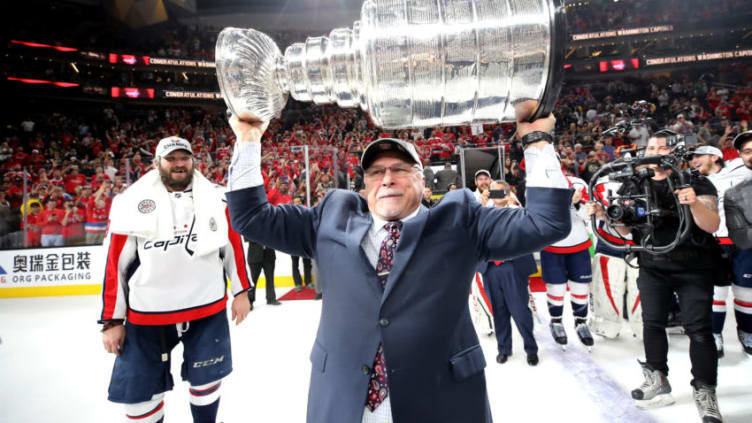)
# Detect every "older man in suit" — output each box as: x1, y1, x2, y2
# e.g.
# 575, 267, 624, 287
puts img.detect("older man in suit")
225, 113, 572, 423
